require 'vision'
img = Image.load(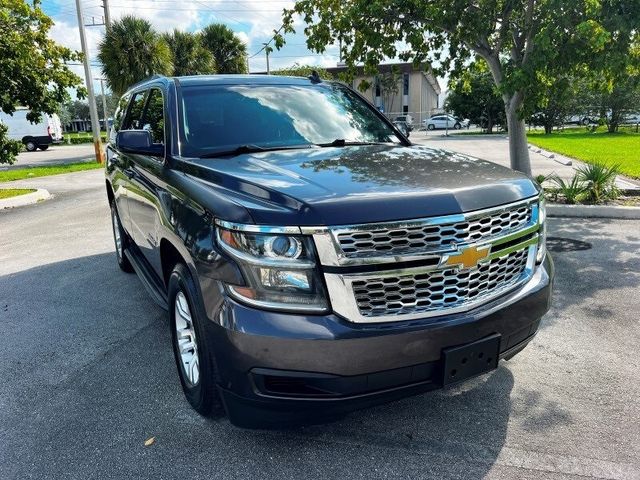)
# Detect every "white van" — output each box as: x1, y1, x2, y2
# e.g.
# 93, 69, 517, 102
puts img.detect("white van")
0, 108, 63, 151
